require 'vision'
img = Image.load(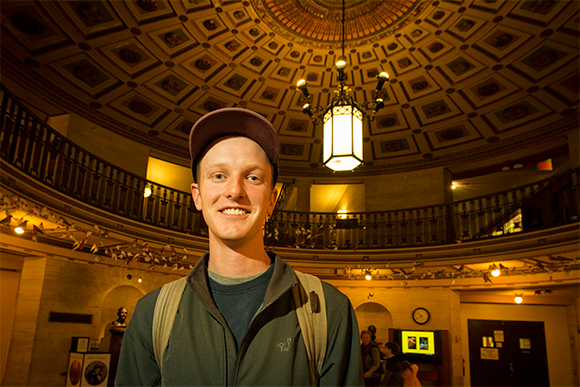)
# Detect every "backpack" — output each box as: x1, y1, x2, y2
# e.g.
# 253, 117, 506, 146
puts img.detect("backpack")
152, 270, 327, 387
